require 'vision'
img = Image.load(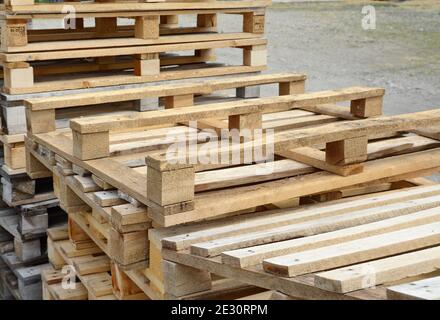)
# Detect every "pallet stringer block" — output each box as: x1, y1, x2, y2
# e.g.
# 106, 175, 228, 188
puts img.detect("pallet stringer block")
326, 136, 368, 166
95, 17, 117, 35
146, 158, 195, 208
0, 19, 28, 50
197, 13, 217, 29
3, 64, 34, 89
109, 227, 149, 266
135, 15, 160, 39
72, 129, 110, 160
243, 45, 267, 67
25, 147, 52, 179
111, 262, 148, 300
243, 12, 265, 34
134, 53, 160, 76
279, 80, 306, 95
26, 108, 56, 134
350, 96, 383, 118
162, 260, 212, 298
160, 15, 179, 28
164, 94, 194, 109
229, 112, 263, 141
